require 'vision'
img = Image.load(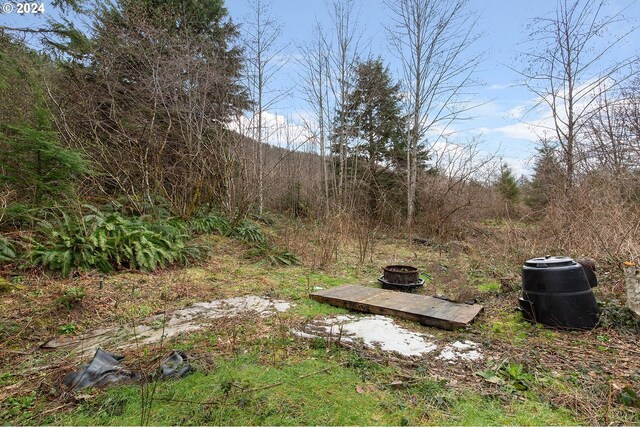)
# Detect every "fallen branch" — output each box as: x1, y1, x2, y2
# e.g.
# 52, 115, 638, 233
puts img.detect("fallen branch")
245, 367, 331, 393
152, 367, 332, 405
40, 403, 74, 416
